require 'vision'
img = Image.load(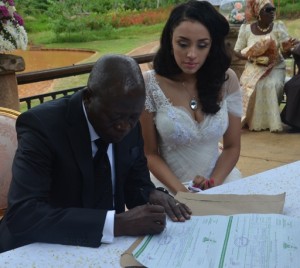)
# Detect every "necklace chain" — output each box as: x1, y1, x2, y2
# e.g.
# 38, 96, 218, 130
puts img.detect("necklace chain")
182, 82, 198, 111
257, 22, 272, 33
